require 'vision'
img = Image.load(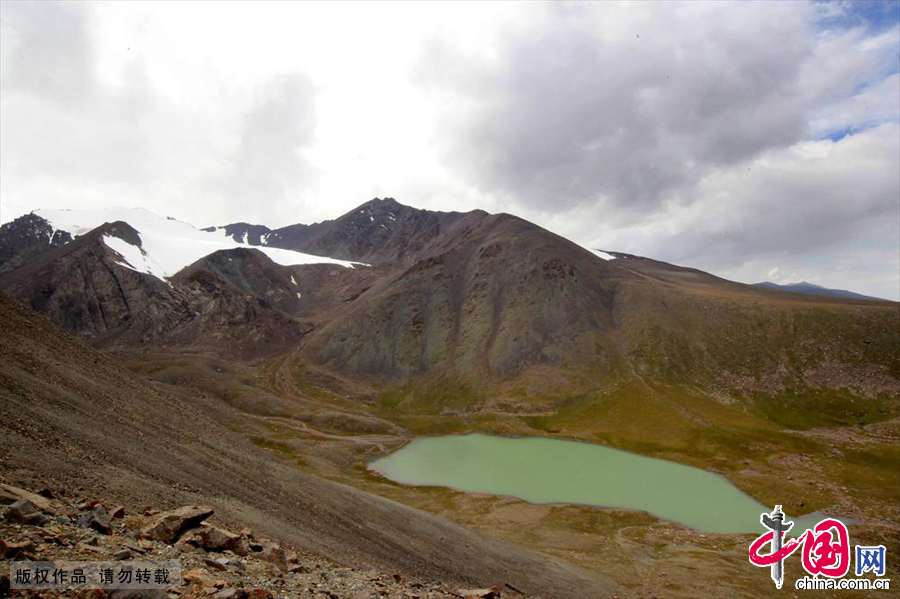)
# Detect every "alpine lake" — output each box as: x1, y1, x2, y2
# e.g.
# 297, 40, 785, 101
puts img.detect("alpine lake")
369, 433, 826, 534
